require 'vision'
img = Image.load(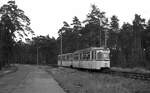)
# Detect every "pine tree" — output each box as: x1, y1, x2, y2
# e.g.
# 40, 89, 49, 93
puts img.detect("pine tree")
132, 14, 145, 66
